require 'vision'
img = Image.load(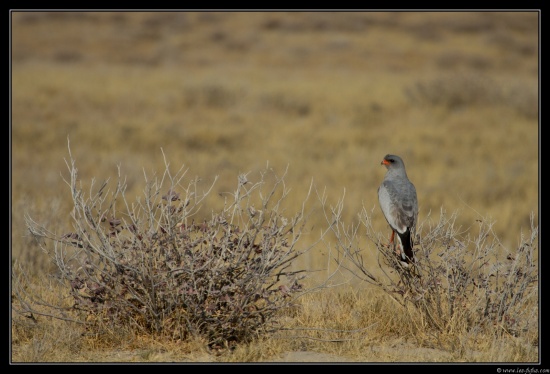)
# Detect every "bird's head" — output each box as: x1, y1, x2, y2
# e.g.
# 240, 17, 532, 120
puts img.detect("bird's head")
381, 154, 403, 169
